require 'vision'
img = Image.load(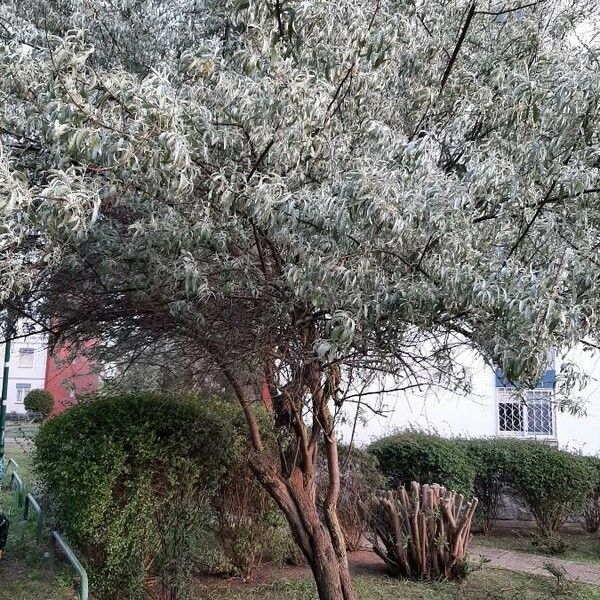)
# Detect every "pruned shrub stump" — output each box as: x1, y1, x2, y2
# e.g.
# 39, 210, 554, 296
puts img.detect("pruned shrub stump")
370, 481, 478, 581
